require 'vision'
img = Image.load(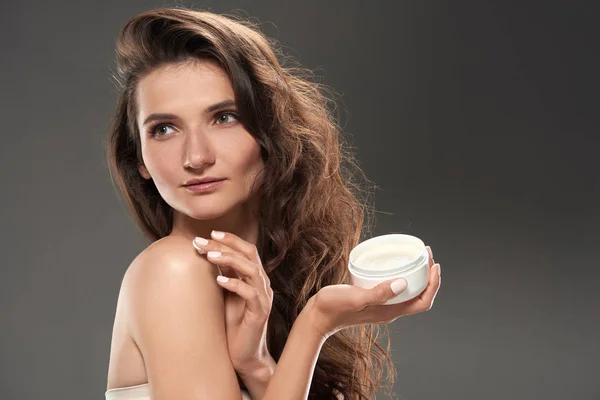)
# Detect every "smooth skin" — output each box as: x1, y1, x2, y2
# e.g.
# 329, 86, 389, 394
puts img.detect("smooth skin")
193, 231, 276, 399
111, 233, 440, 400
193, 231, 441, 398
